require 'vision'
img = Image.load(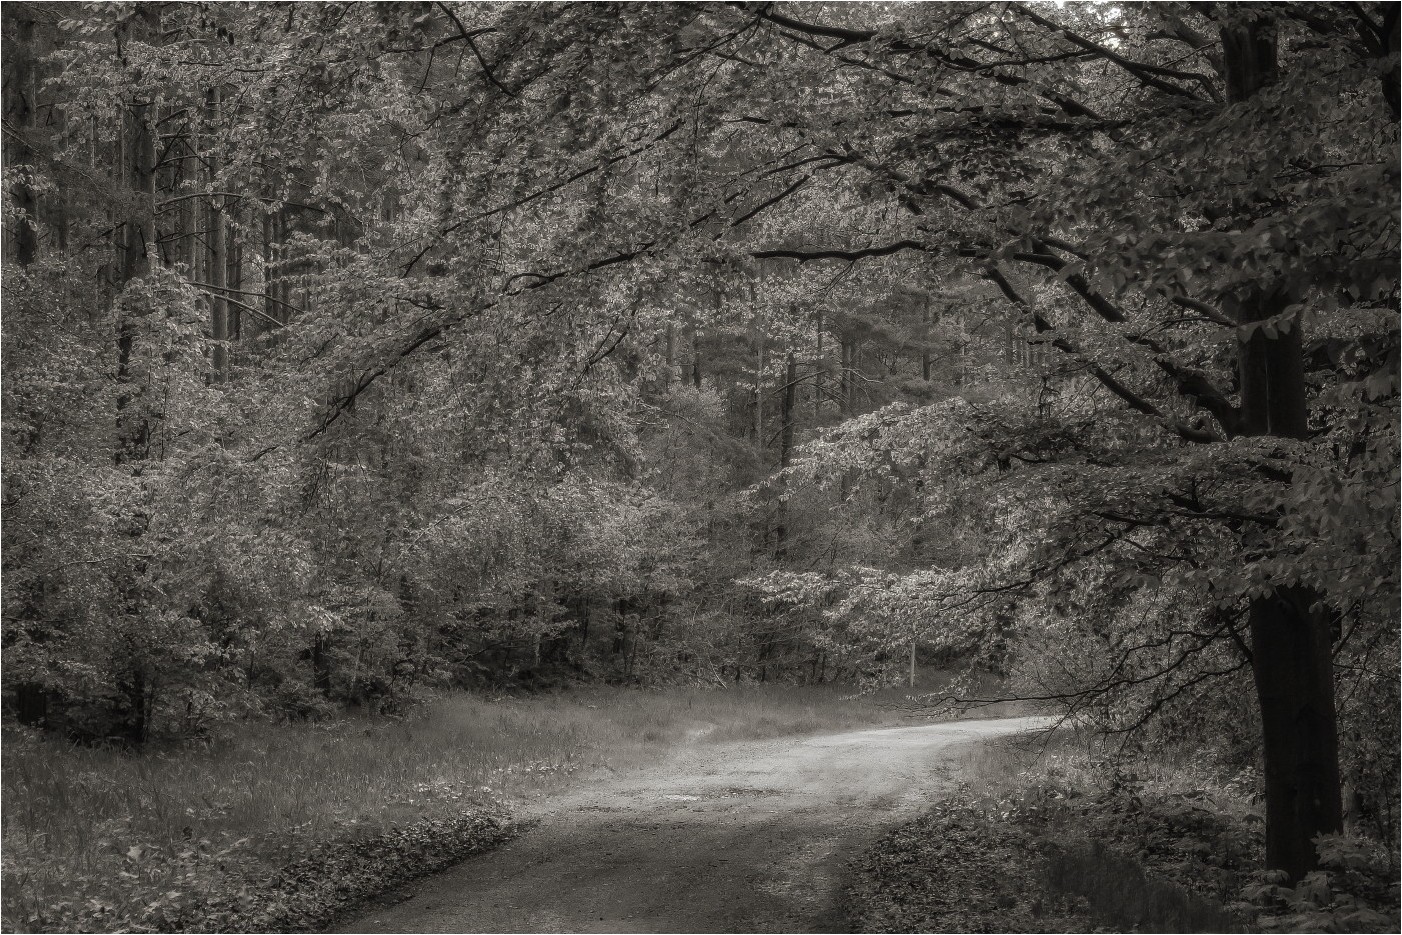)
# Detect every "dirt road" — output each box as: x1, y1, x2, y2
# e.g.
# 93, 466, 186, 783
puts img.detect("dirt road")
338, 716, 1051, 934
